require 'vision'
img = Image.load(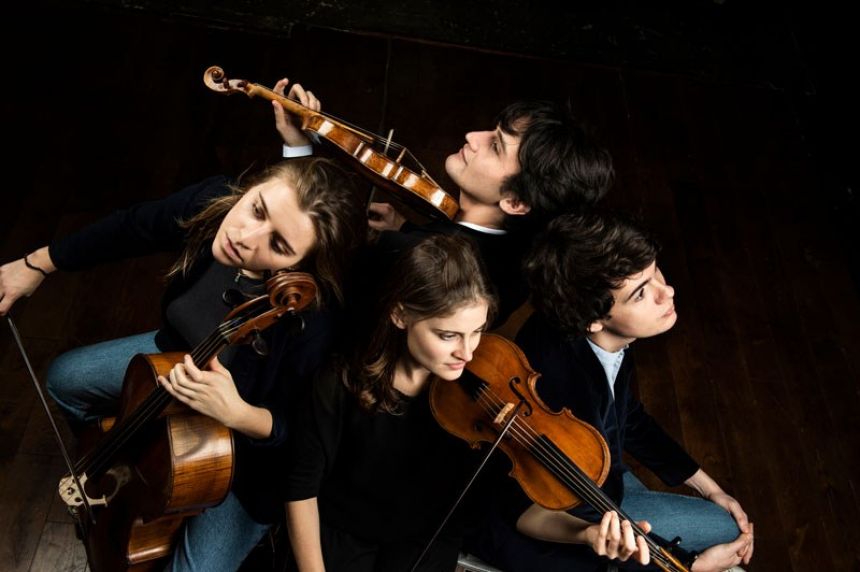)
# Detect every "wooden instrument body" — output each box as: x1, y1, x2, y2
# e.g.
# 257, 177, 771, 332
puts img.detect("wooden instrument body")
429, 334, 610, 511
203, 67, 459, 220
300, 113, 459, 219
83, 352, 234, 571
